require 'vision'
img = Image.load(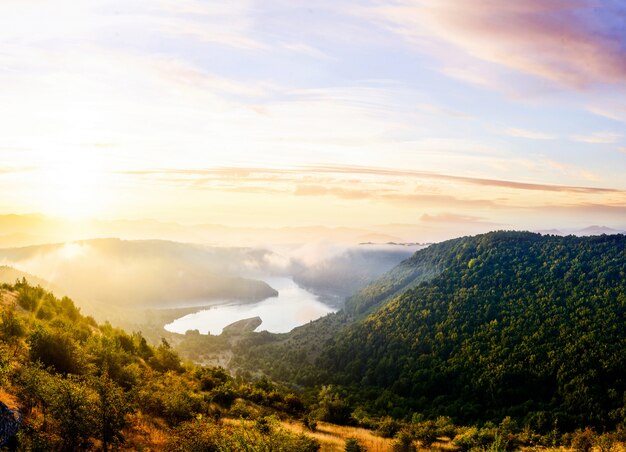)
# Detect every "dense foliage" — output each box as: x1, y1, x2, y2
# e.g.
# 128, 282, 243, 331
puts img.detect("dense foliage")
0, 279, 319, 450
317, 232, 626, 431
